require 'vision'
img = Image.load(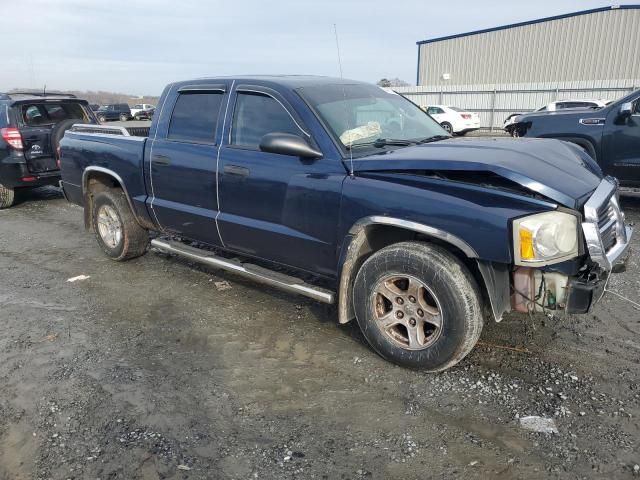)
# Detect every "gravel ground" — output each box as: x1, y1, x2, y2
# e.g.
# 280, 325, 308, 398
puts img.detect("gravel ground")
0, 187, 639, 480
